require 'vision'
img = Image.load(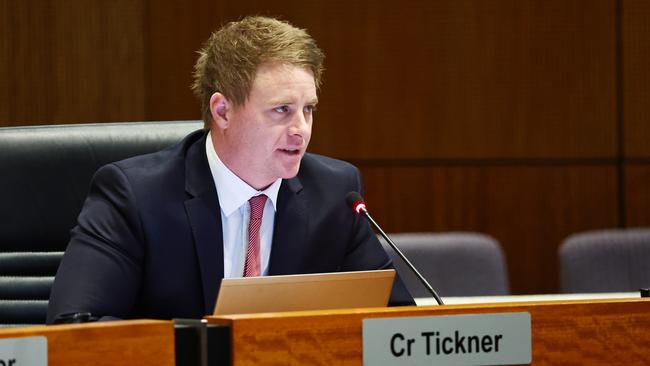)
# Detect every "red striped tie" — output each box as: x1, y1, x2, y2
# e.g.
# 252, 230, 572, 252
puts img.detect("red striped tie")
244, 194, 267, 277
